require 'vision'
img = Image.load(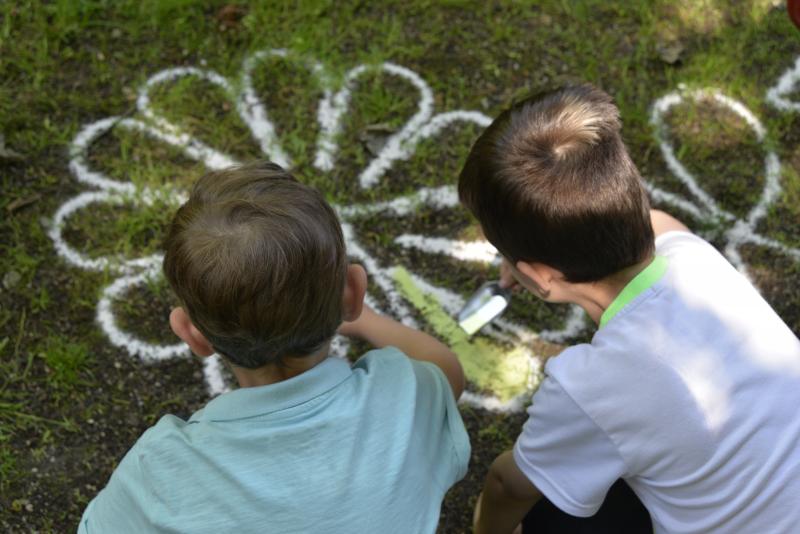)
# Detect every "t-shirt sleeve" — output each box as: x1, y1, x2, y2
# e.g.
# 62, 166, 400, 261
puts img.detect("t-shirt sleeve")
409, 358, 471, 489
76, 439, 154, 533
656, 230, 719, 261
513, 376, 627, 517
